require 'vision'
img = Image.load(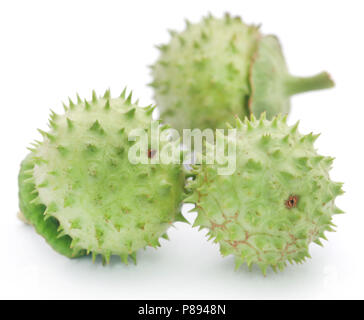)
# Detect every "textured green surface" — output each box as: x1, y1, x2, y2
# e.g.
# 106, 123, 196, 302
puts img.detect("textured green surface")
19, 155, 83, 258
151, 14, 334, 132
18, 90, 186, 264
186, 114, 344, 275
151, 15, 259, 132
